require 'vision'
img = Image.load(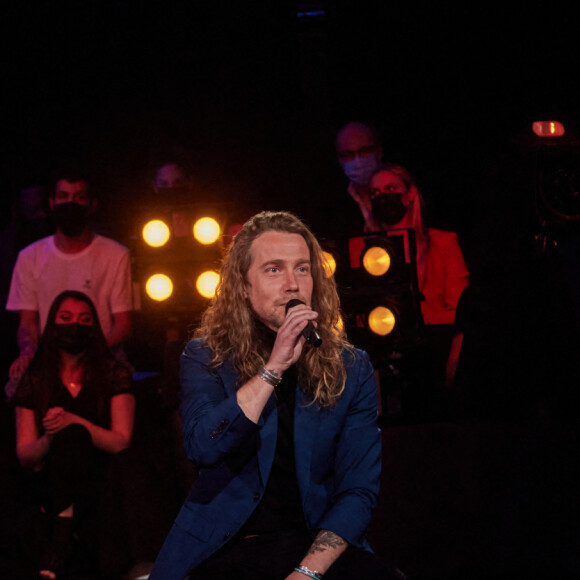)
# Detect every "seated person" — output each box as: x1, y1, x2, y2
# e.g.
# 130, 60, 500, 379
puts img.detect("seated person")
149, 211, 400, 579
6, 170, 132, 384
12, 290, 135, 579
368, 164, 469, 325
